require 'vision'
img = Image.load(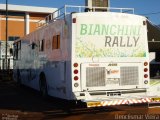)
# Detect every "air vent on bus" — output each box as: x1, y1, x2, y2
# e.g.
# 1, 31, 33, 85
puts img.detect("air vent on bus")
86, 67, 106, 87
120, 66, 139, 85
